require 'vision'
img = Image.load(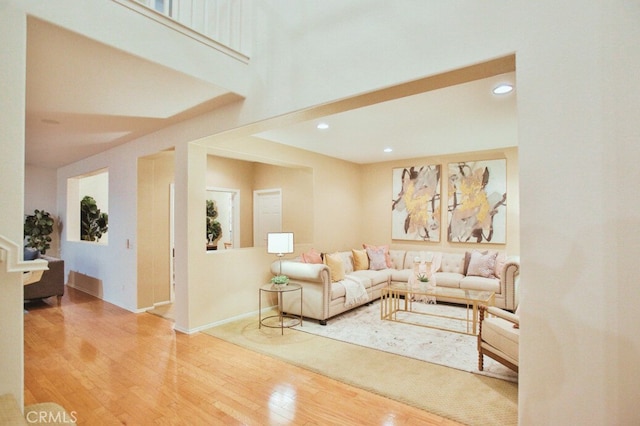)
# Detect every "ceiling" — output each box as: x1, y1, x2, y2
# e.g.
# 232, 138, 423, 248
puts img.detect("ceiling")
25, 18, 241, 169
255, 72, 517, 164
25, 19, 516, 169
